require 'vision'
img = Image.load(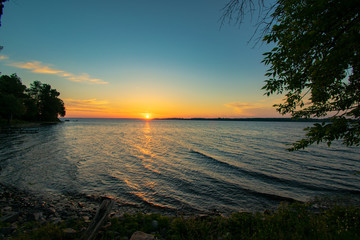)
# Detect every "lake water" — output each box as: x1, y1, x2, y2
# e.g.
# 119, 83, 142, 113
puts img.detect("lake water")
0, 119, 359, 214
